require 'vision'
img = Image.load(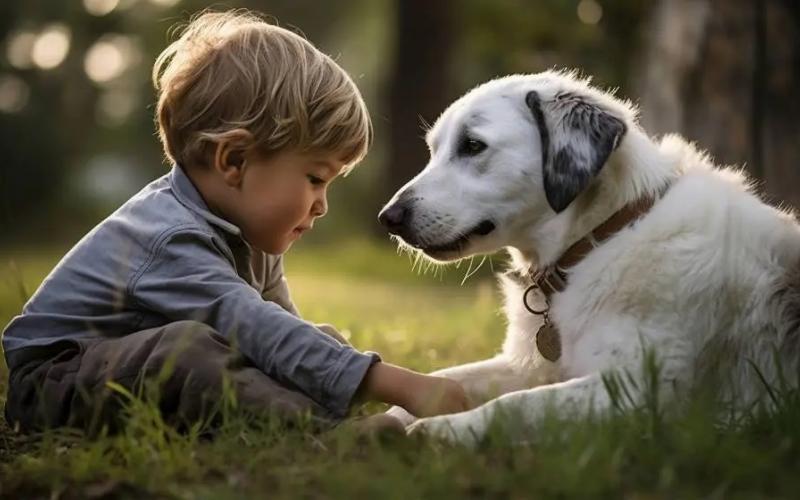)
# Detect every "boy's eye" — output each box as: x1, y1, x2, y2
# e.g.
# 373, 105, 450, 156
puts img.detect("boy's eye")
307, 175, 325, 185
